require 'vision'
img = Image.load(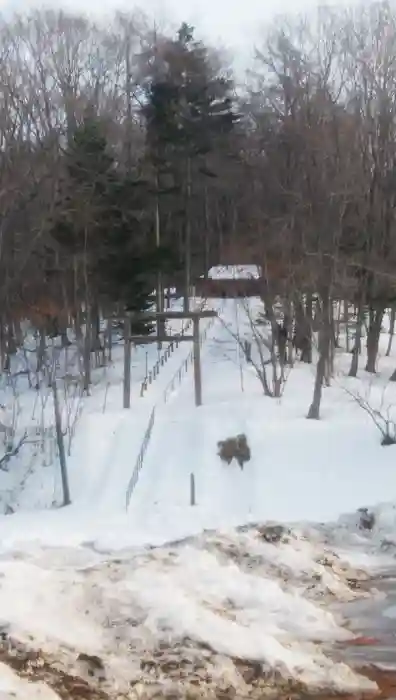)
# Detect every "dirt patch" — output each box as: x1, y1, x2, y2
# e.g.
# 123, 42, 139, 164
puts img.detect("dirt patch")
303, 666, 396, 700
0, 635, 115, 700
358, 666, 396, 699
